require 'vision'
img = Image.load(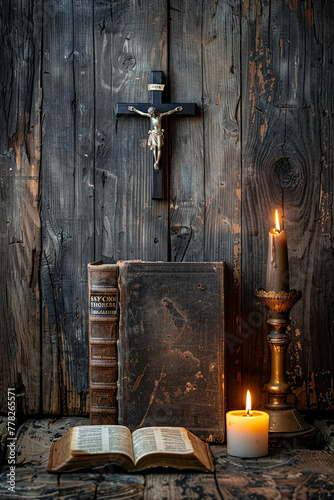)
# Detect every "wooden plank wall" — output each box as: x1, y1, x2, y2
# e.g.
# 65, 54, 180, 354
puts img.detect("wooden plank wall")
0, 0, 333, 416
0, 0, 42, 414
241, 0, 334, 410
